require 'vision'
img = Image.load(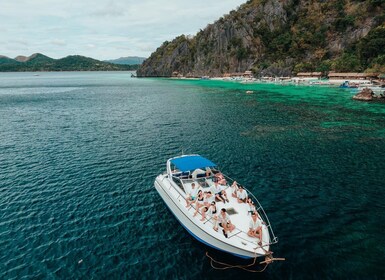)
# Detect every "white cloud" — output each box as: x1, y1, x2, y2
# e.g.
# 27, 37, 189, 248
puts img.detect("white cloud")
0, 0, 246, 60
